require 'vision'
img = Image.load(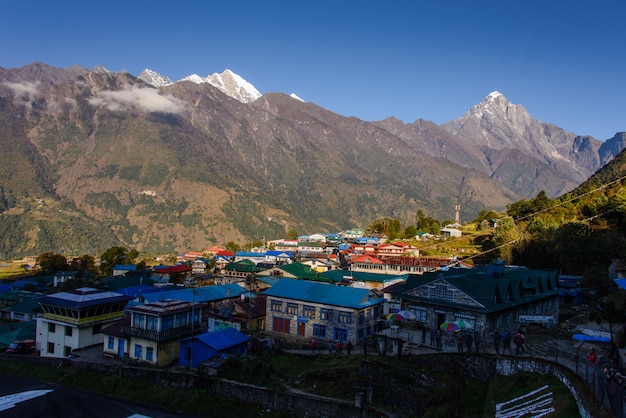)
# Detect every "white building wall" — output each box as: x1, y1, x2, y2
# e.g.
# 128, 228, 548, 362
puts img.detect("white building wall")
36, 319, 107, 358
